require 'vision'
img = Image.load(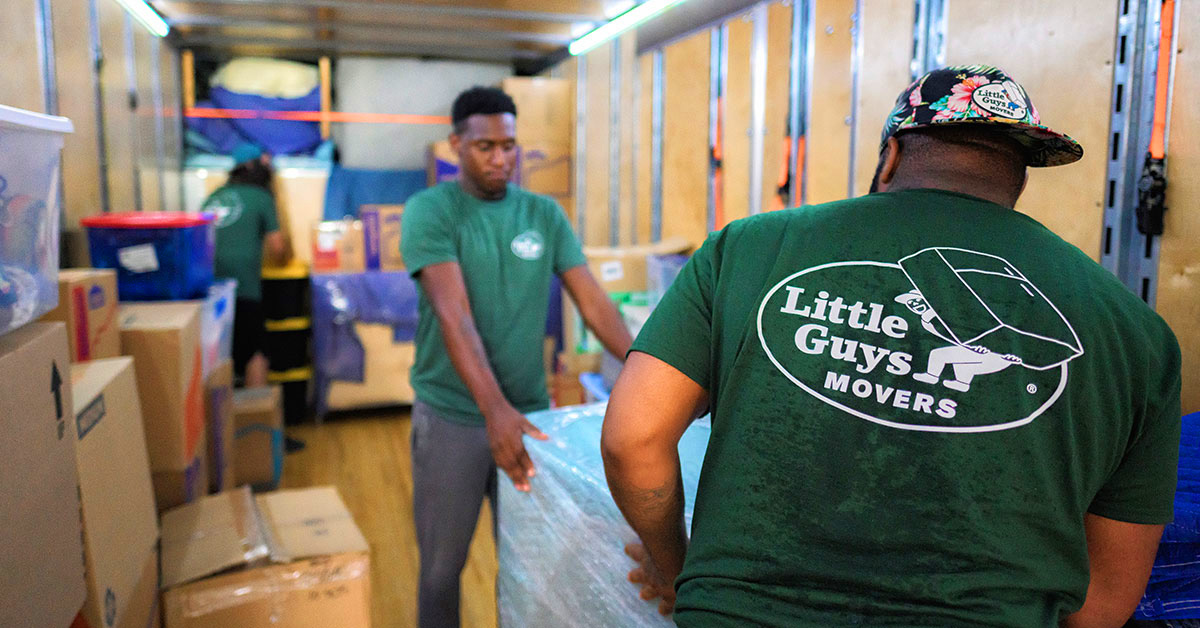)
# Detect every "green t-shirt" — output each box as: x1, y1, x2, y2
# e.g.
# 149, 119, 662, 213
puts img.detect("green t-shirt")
401, 182, 586, 425
202, 183, 279, 302
632, 189, 1182, 627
